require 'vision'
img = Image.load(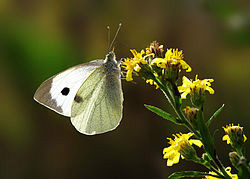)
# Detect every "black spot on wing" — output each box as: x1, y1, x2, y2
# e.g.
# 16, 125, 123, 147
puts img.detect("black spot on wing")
74, 95, 83, 103
61, 87, 70, 96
